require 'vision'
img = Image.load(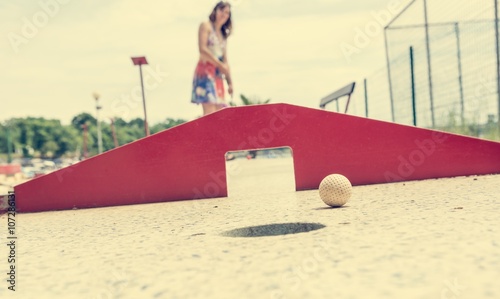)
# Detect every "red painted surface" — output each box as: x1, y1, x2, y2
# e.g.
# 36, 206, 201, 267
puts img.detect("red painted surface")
0, 164, 21, 175
13, 103, 500, 212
